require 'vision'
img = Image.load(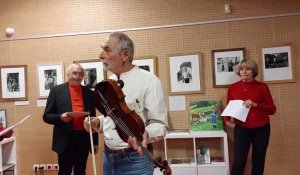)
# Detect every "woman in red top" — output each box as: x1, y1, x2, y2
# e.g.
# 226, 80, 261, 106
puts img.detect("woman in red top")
224, 59, 276, 175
